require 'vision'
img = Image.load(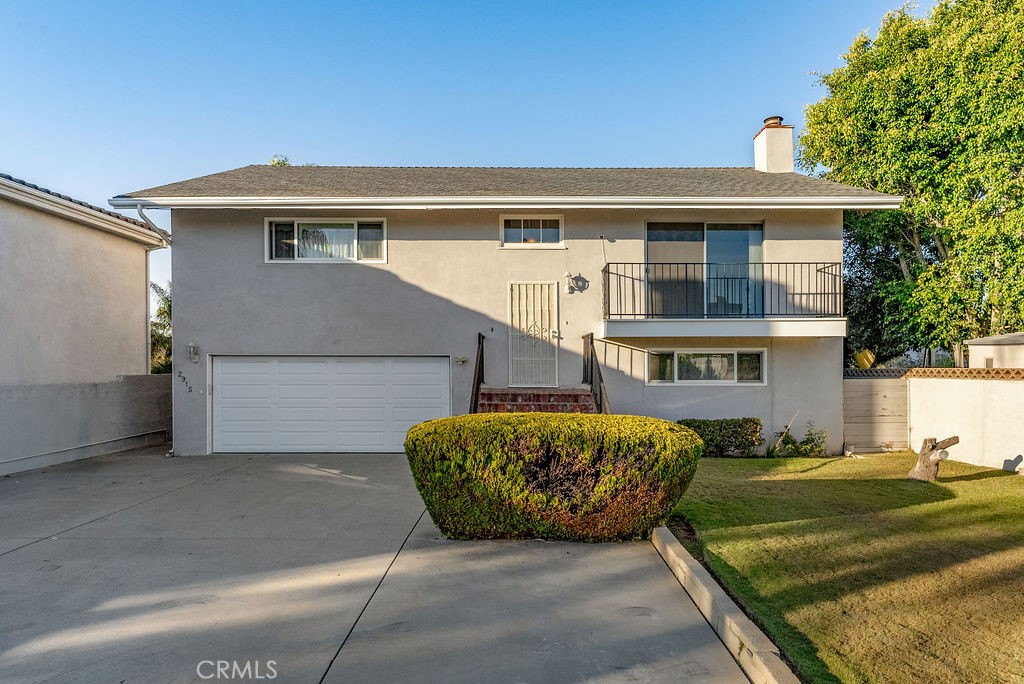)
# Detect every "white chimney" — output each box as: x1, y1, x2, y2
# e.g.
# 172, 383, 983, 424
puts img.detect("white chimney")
753, 115, 794, 173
